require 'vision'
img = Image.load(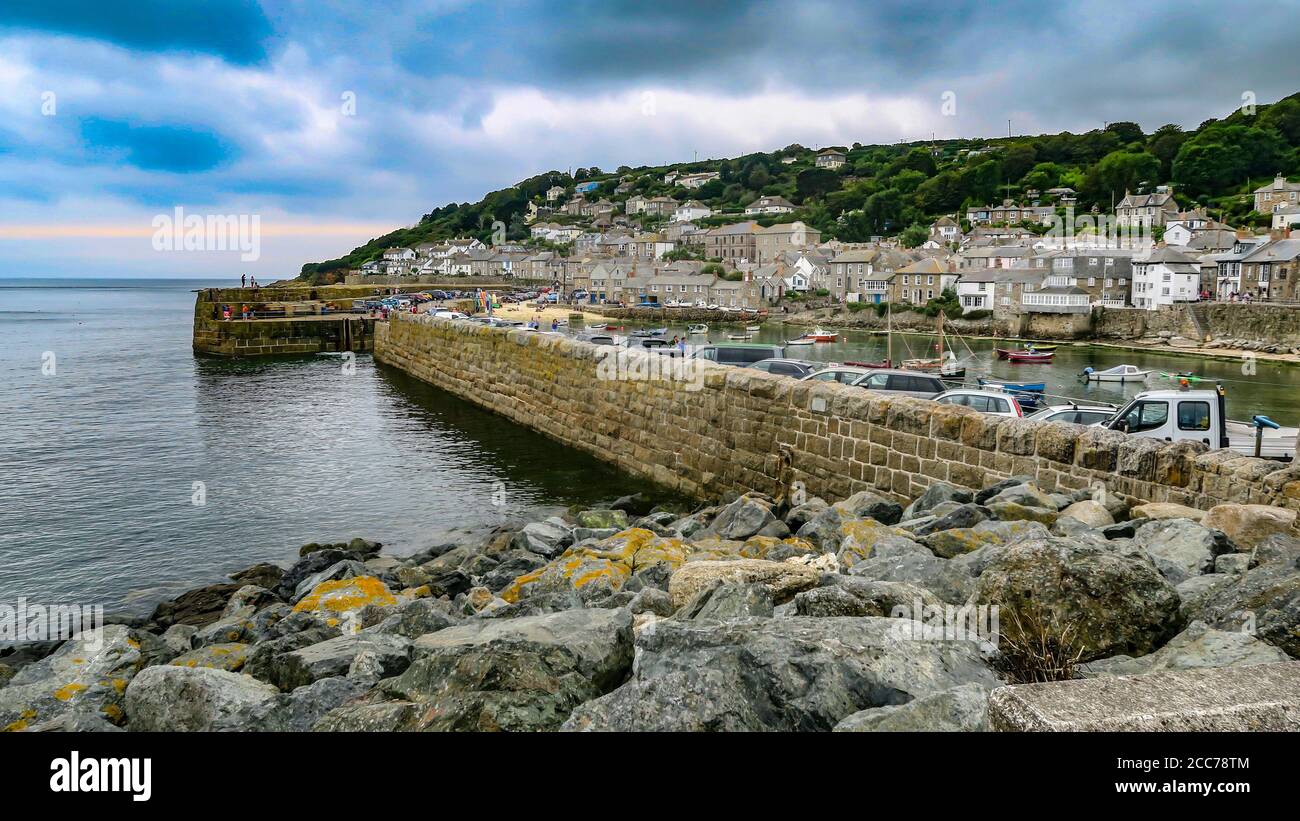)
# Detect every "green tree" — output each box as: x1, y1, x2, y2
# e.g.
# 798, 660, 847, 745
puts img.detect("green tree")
899, 223, 930, 248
